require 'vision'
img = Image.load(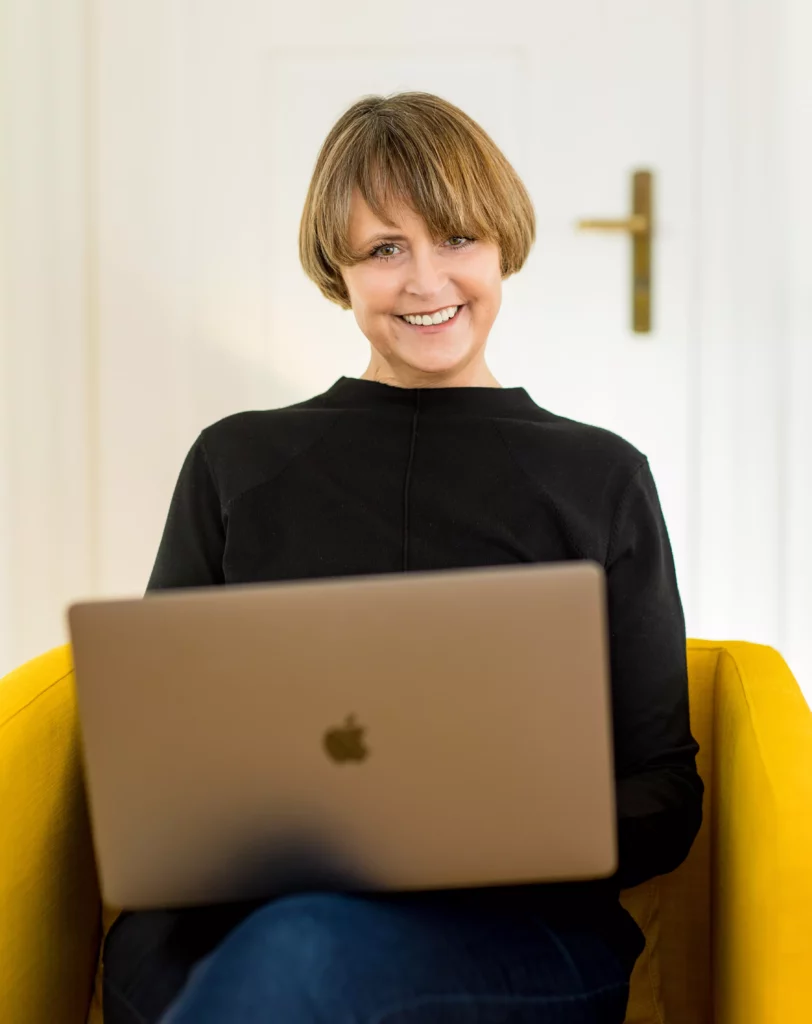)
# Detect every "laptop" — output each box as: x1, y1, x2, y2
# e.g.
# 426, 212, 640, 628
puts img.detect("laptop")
66, 559, 618, 910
